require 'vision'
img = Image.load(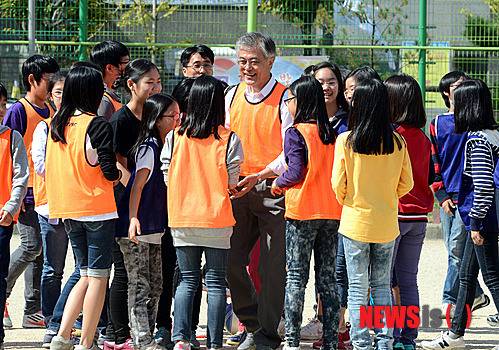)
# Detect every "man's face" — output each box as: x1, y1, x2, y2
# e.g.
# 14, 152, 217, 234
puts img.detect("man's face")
30, 72, 54, 102
237, 46, 274, 89
182, 53, 213, 78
